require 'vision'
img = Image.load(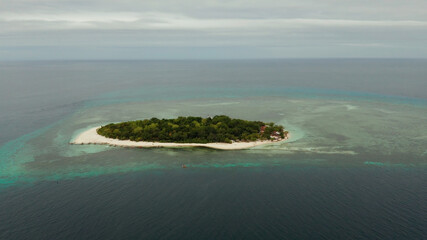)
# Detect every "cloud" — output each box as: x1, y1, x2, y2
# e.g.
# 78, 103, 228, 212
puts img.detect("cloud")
0, 0, 426, 59
1, 12, 427, 33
